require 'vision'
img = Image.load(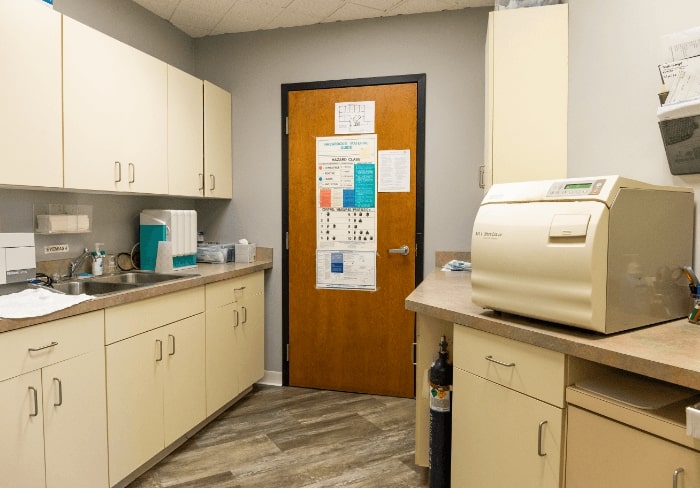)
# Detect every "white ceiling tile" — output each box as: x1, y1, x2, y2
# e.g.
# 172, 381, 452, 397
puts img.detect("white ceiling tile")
129, 0, 492, 37
132, 0, 181, 20
325, 2, 386, 22
350, 0, 405, 13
